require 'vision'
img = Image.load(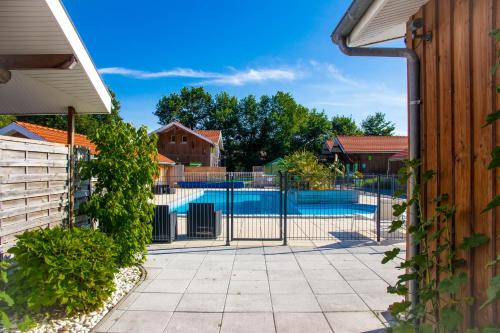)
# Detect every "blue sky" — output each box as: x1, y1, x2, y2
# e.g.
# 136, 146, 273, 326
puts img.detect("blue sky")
63, 0, 408, 134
